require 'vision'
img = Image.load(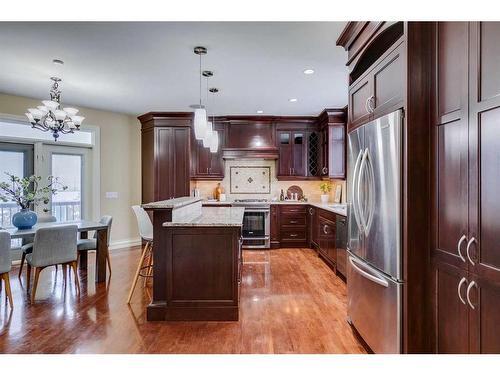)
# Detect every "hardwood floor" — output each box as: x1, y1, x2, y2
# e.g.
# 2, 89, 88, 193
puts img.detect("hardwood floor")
0, 246, 366, 354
